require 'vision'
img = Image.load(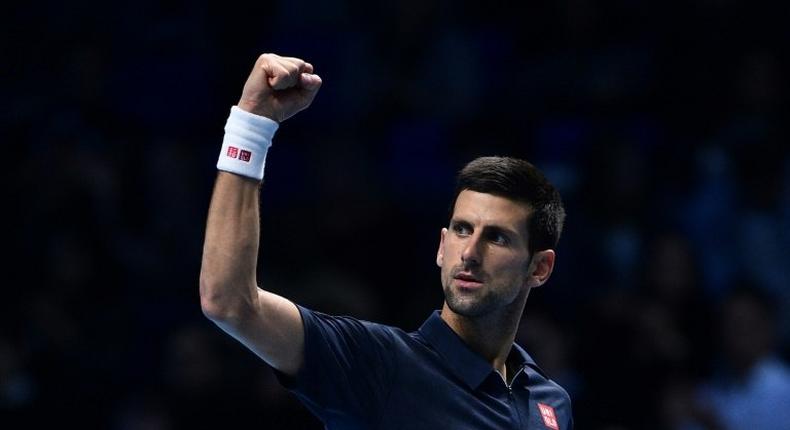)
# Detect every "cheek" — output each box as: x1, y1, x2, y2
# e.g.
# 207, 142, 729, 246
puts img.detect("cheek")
442, 241, 460, 262
438, 243, 456, 271
491, 254, 530, 278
